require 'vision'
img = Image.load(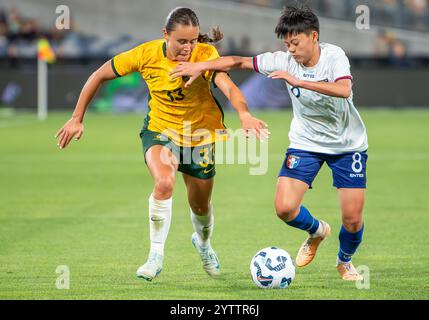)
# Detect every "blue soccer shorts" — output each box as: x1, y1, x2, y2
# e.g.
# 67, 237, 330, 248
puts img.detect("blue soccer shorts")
279, 148, 368, 188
